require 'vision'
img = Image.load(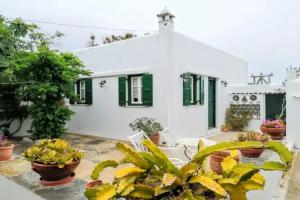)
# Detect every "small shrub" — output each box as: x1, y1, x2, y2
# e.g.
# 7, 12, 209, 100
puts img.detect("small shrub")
225, 107, 251, 131
129, 117, 163, 137
22, 139, 83, 168
237, 130, 270, 143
